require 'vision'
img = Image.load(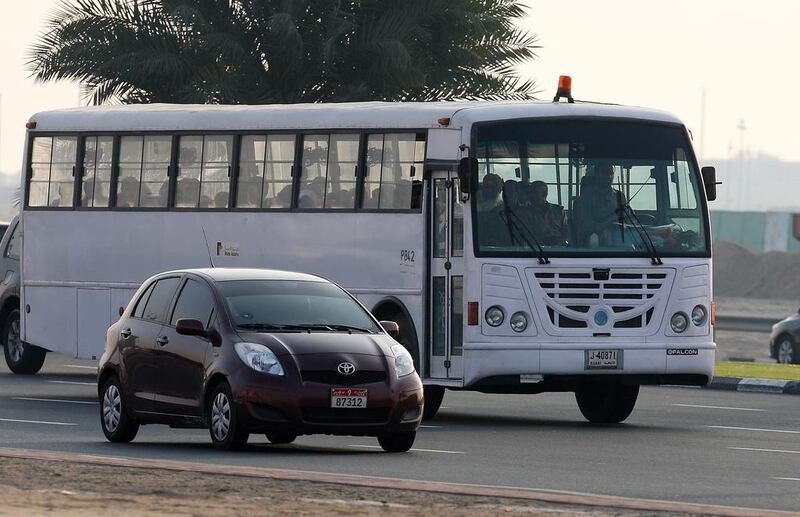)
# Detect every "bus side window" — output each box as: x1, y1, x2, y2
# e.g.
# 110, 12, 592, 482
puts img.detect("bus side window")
117, 135, 172, 208
175, 135, 233, 209
236, 135, 295, 209
28, 136, 78, 208
362, 132, 425, 210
